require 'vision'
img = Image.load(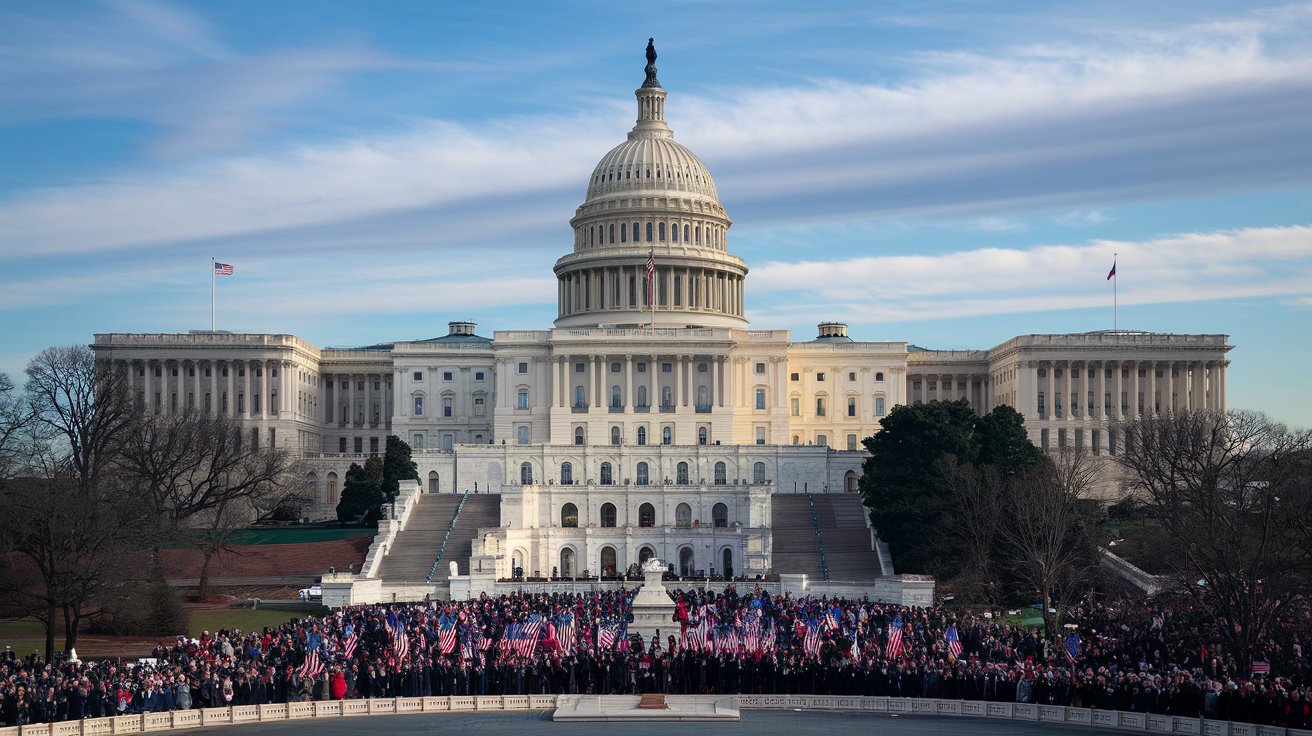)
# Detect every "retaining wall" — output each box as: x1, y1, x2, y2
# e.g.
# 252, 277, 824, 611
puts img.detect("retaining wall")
2, 695, 1308, 735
